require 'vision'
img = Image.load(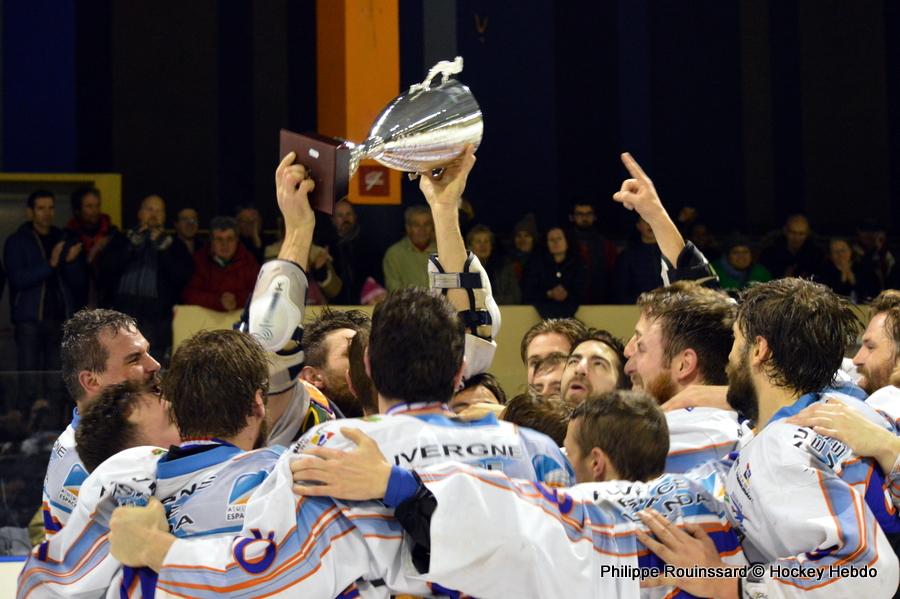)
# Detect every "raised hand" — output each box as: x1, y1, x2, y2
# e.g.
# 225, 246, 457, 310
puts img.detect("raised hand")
612, 152, 664, 219
275, 151, 316, 232
612, 151, 685, 267
419, 145, 477, 209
